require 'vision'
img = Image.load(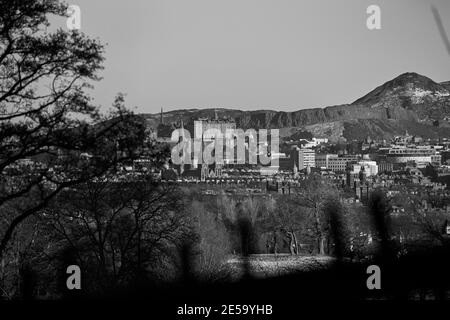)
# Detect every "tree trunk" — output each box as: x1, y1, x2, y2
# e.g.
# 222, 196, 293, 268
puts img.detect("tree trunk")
272, 231, 278, 254
318, 236, 325, 255
312, 205, 326, 255
287, 231, 299, 255
288, 233, 295, 255
292, 232, 299, 255
327, 235, 330, 255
